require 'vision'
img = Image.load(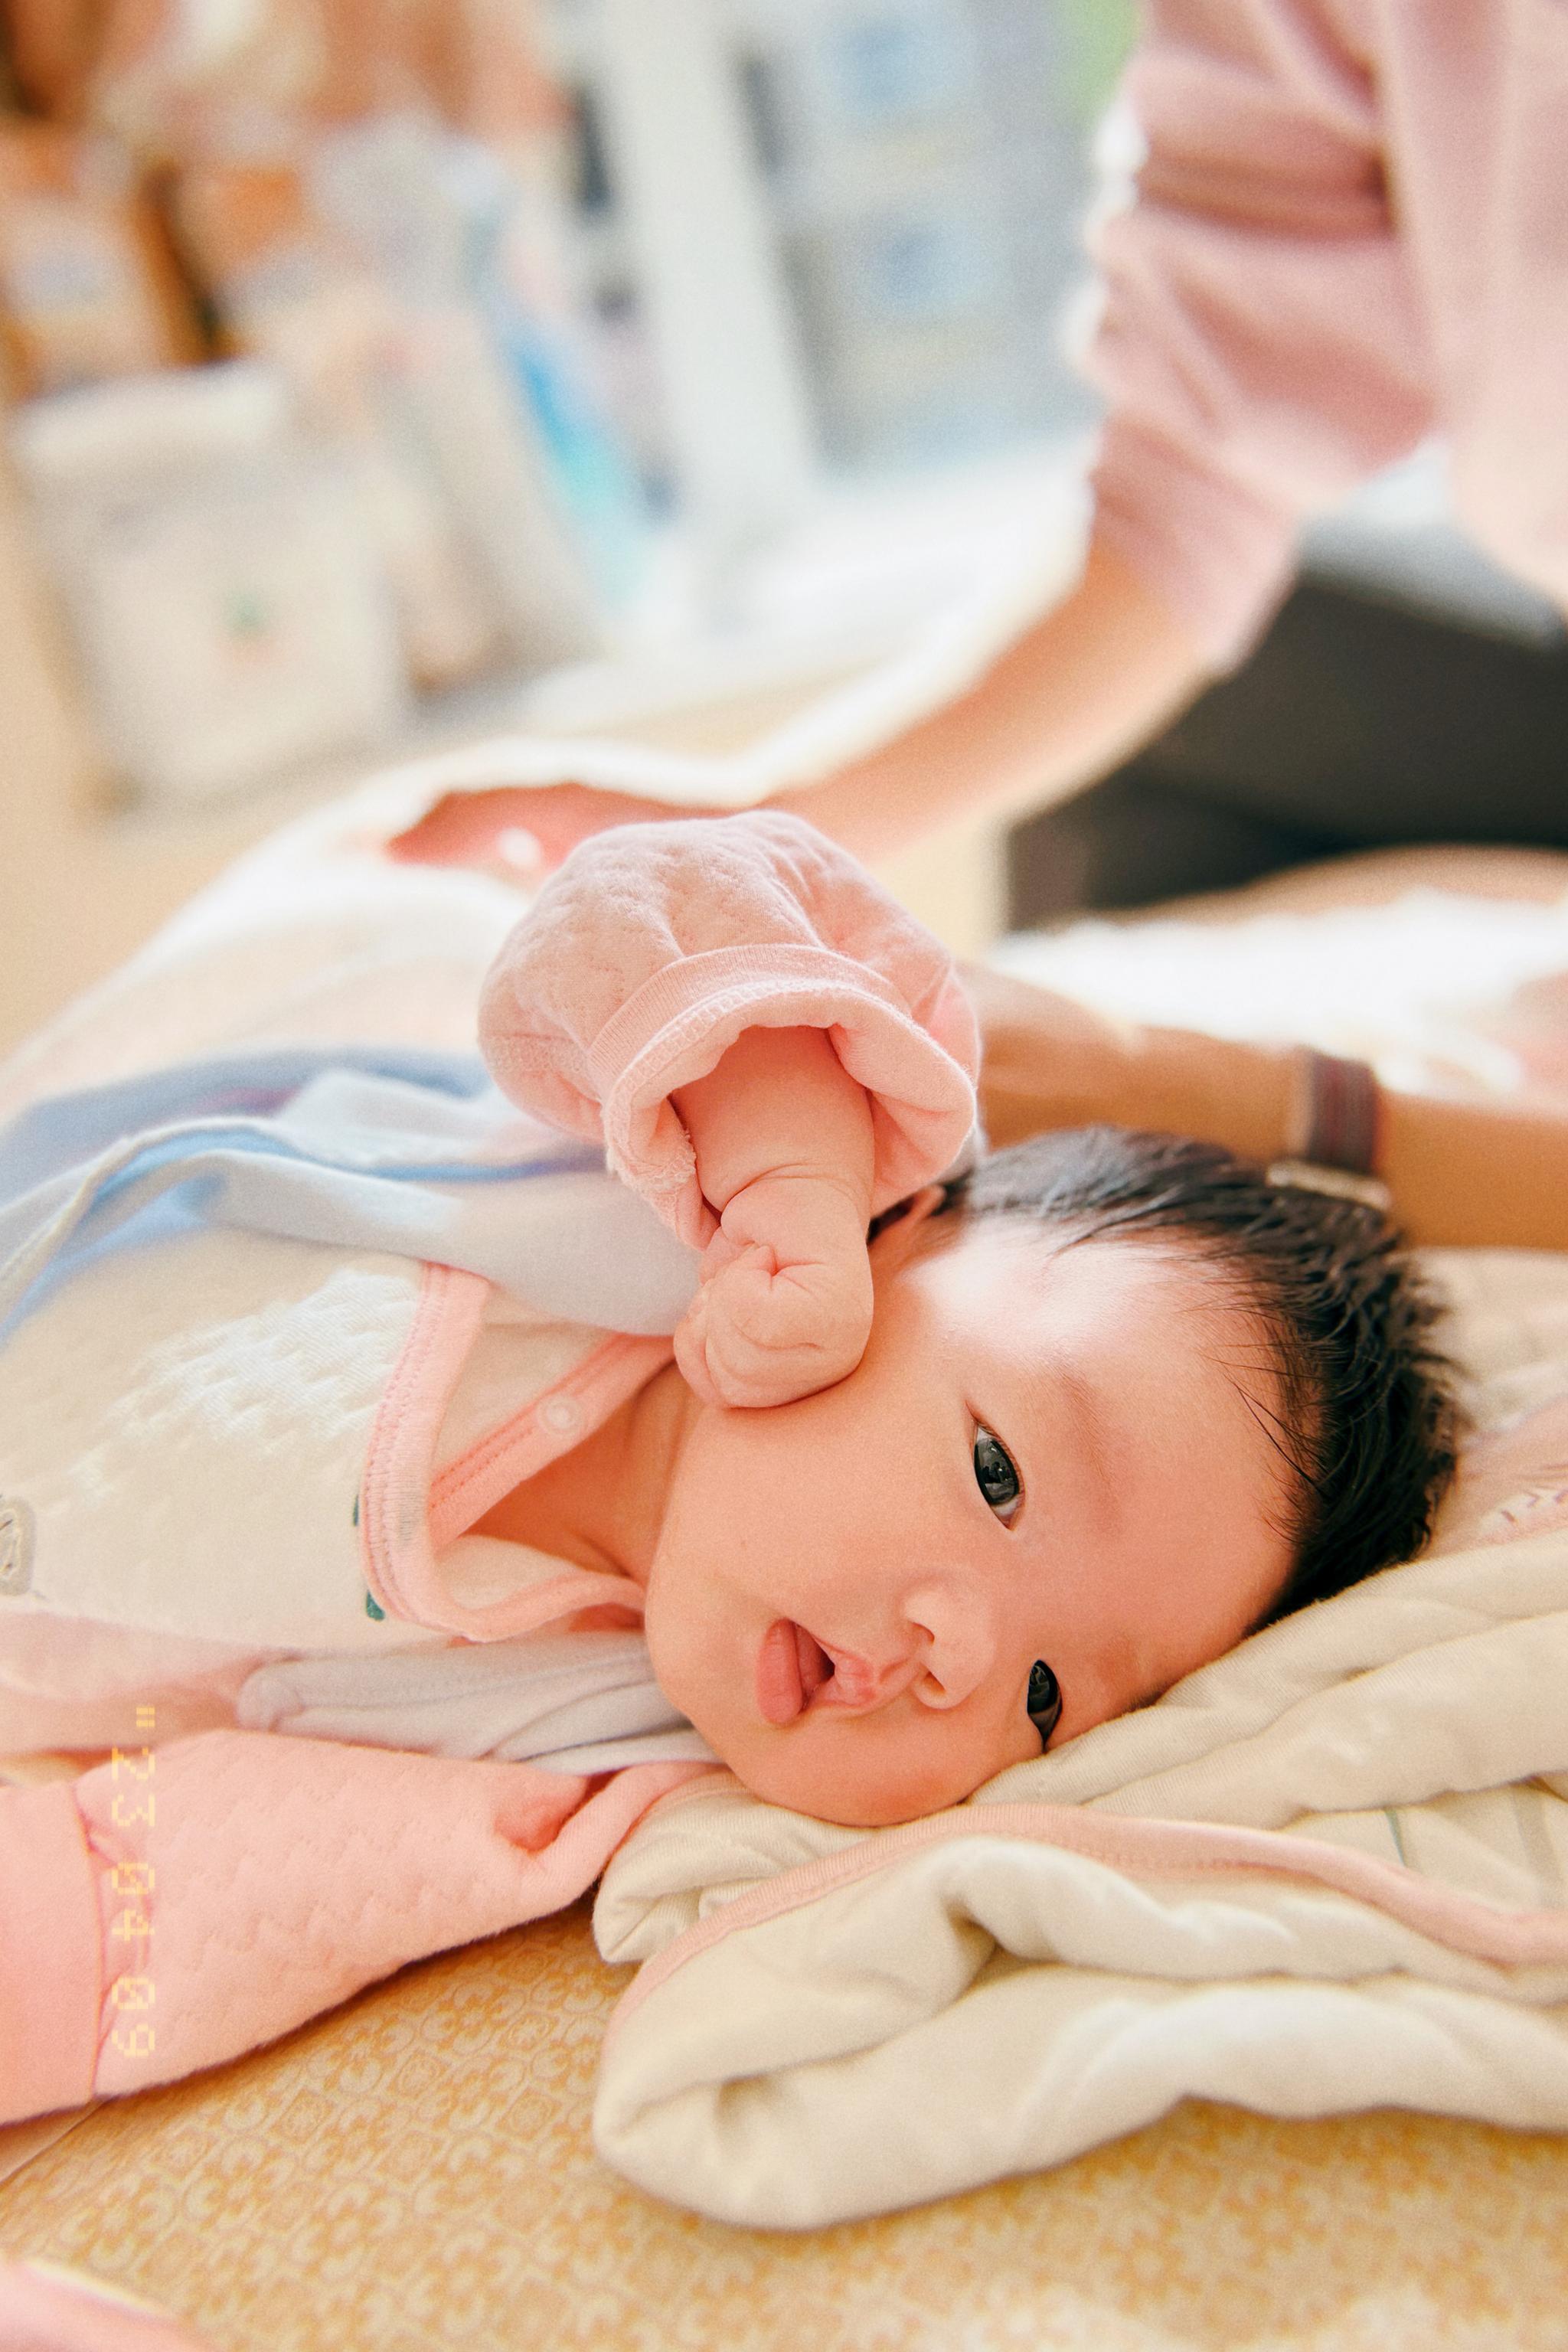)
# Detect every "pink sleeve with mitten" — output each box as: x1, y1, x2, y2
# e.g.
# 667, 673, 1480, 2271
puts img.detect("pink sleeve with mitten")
478, 811, 979, 1250
1084, 0, 1434, 666
0, 1734, 699, 2125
